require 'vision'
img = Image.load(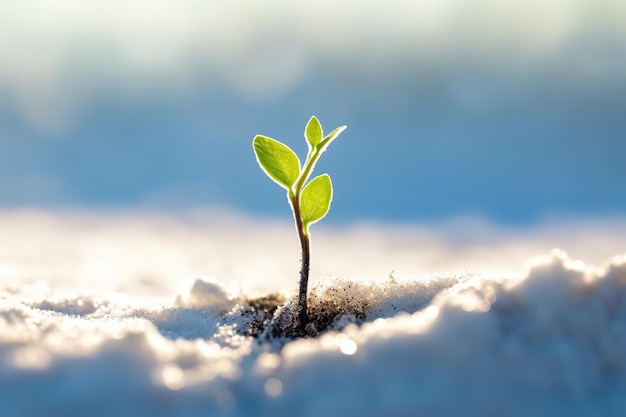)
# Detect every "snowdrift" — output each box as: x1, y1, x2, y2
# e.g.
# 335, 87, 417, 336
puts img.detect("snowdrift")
2, 249, 626, 416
